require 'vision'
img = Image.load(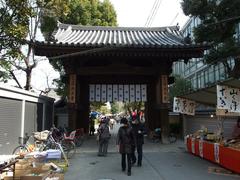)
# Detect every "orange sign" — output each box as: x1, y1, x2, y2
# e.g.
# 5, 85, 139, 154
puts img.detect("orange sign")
161, 75, 169, 103
69, 74, 76, 103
